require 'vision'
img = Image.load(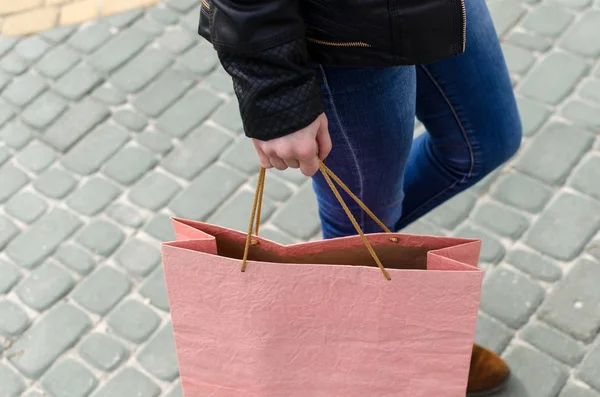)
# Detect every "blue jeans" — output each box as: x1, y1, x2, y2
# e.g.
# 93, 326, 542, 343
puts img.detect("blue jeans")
312, 0, 522, 239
